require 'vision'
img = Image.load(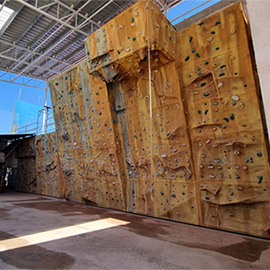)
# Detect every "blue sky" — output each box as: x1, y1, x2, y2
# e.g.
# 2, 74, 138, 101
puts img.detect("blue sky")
0, 0, 220, 134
